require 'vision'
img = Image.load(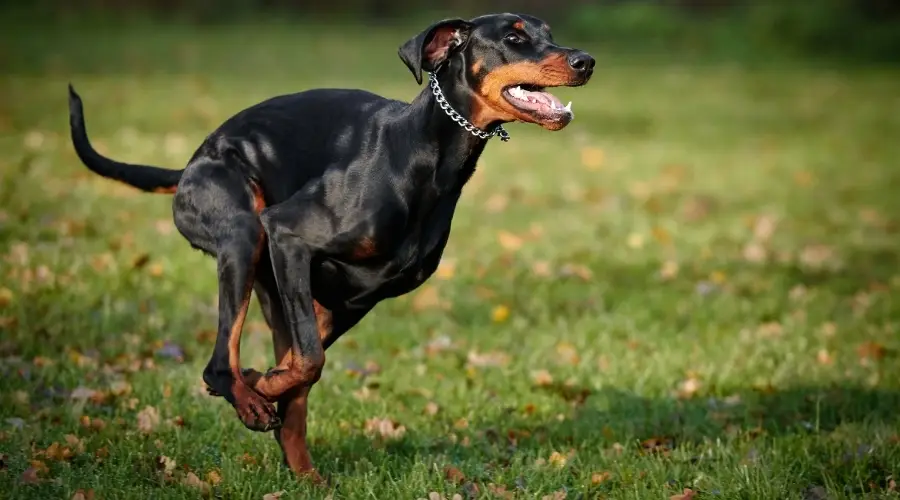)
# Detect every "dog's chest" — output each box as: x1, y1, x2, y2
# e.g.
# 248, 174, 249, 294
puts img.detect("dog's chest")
314, 195, 458, 309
